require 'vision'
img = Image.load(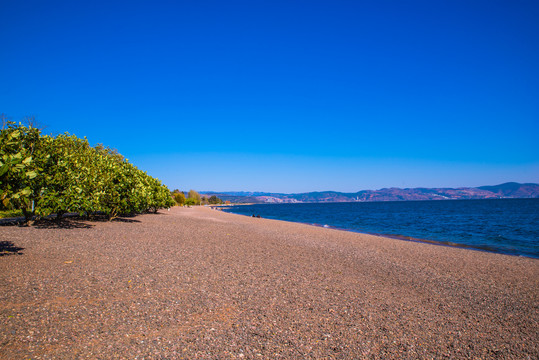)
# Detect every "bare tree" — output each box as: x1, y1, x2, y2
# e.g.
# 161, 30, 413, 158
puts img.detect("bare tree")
1, 113, 10, 130
0, 114, 47, 131
23, 115, 46, 131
